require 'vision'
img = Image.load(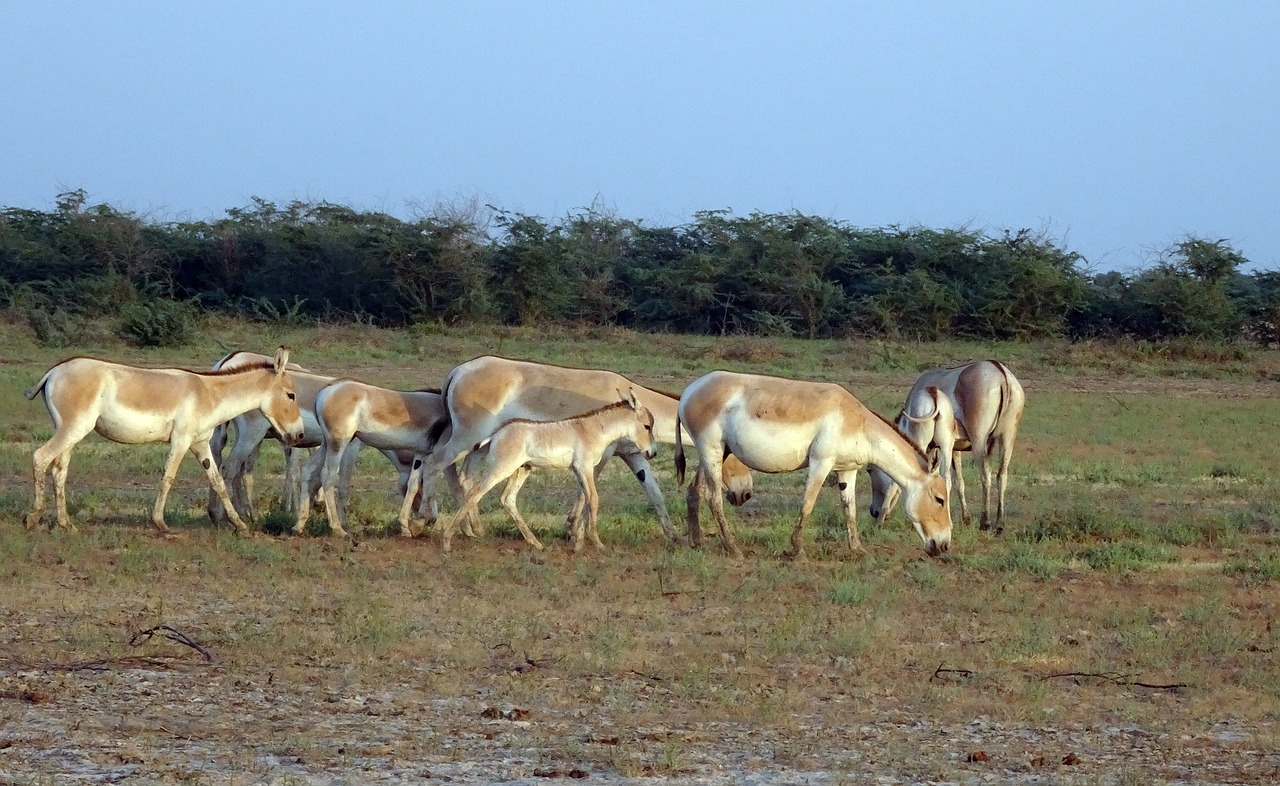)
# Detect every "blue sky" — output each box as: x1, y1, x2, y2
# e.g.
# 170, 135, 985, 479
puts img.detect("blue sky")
3, 2, 1277, 272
